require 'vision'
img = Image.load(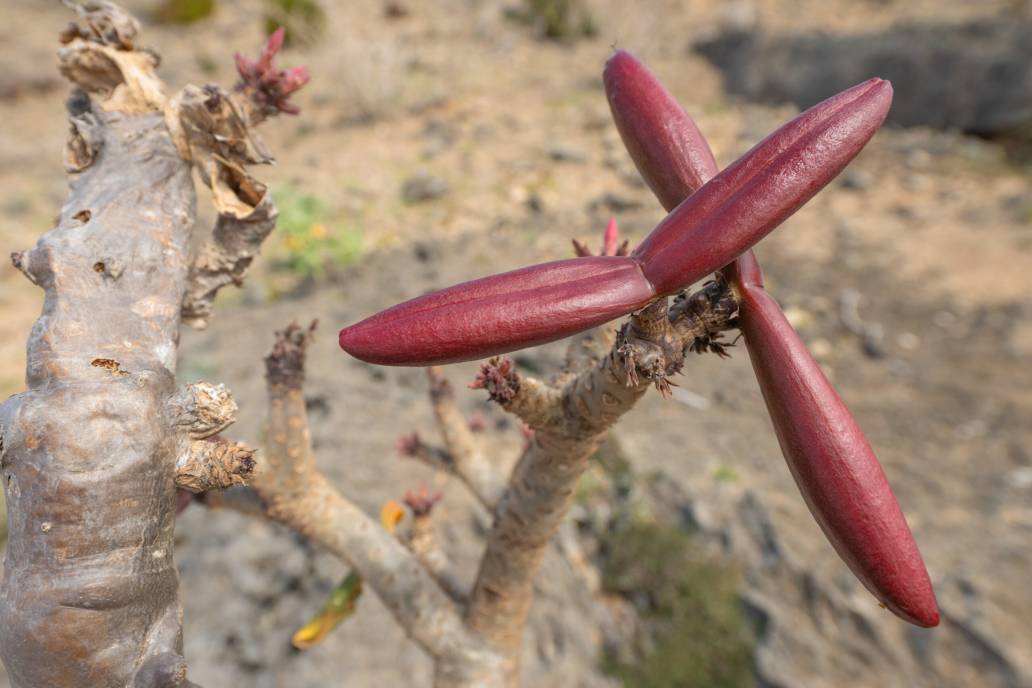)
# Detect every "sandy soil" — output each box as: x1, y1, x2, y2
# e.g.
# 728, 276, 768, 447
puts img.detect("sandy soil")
1, 1, 1030, 686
